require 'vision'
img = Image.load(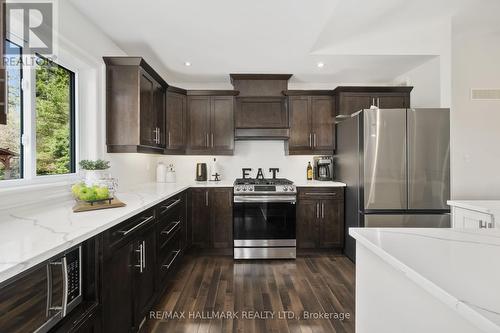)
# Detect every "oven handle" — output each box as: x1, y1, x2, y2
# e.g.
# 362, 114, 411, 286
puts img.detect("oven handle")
233, 196, 296, 203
